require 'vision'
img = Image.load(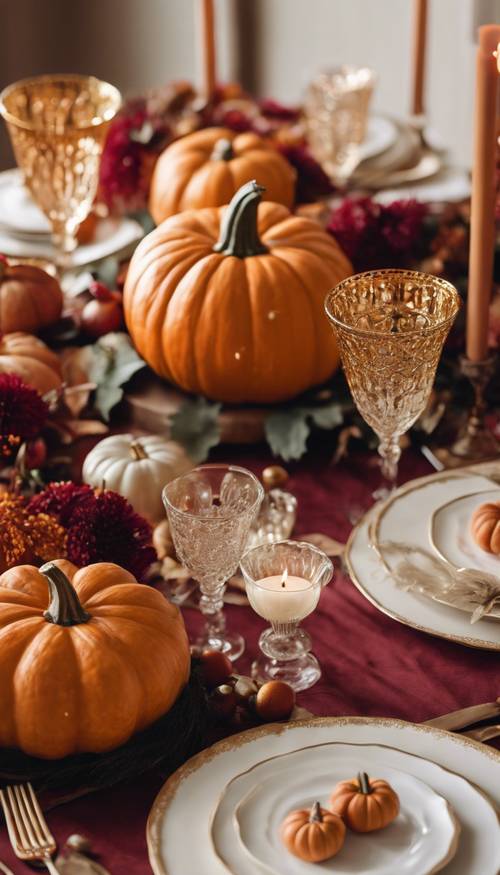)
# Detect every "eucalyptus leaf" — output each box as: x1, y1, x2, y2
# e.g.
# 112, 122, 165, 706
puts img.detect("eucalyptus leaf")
86, 333, 146, 421
131, 210, 156, 234
265, 408, 310, 461
93, 256, 120, 288
308, 402, 343, 429
170, 397, 222, 462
